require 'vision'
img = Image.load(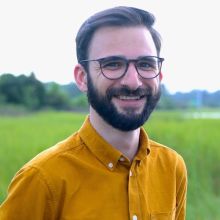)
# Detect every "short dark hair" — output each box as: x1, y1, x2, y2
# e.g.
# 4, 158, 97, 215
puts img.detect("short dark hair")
76, 6, 162, 65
